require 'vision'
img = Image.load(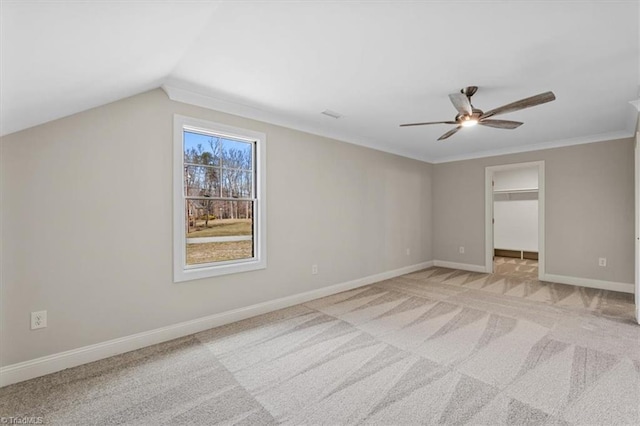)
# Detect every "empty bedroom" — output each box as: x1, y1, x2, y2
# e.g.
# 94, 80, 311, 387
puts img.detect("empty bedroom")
1, 1, 639, 425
